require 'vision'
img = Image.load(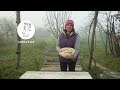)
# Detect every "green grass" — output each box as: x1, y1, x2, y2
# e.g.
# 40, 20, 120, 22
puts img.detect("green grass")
80, 41, 120, 79
0, 37, 56, 79
0, 38, 48, 79
94, 43, 120, 72
0, 37, 120, 79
